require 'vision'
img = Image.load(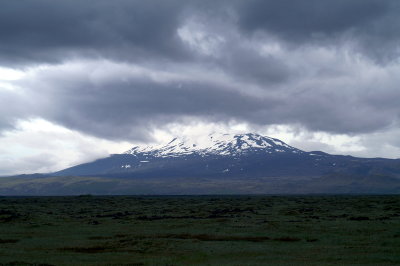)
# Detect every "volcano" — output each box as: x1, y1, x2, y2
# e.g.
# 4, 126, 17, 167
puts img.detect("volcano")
2, 133, 400, 195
